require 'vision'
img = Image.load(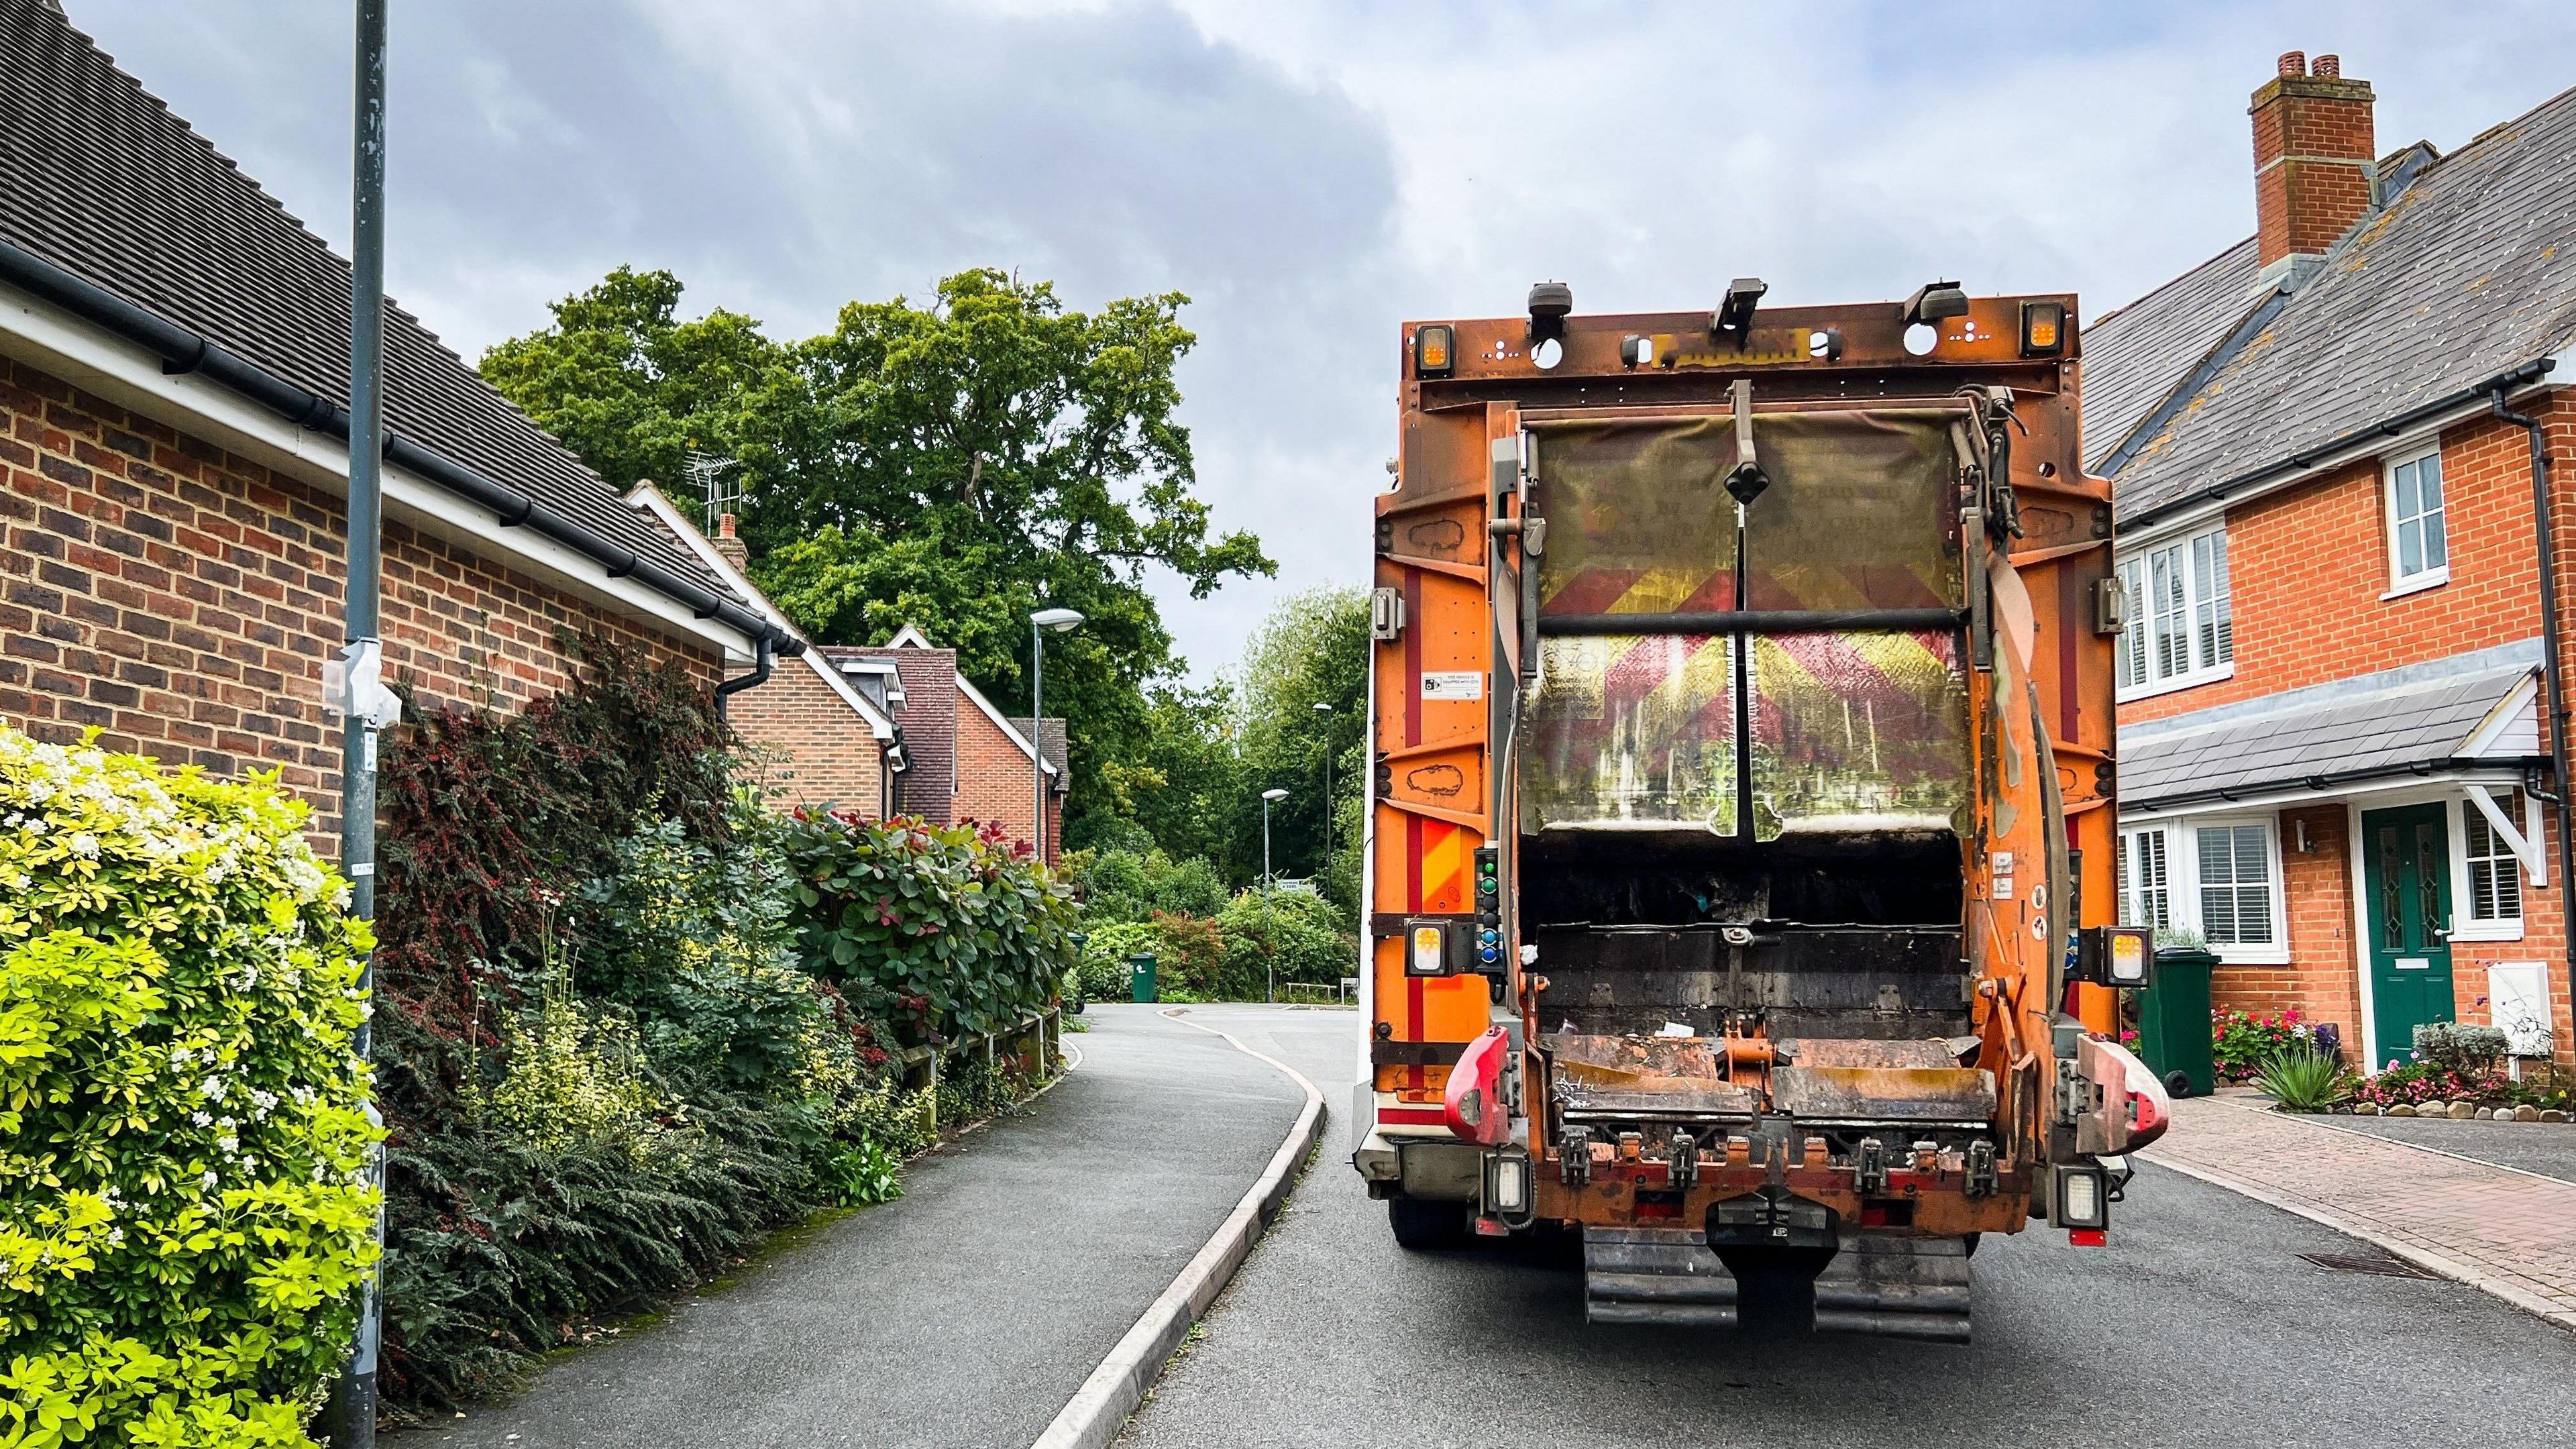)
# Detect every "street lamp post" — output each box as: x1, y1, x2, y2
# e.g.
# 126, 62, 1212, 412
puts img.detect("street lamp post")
1313, 700, 1334, 873
1030, 608, 1084, 865
1261, 787, 1289, 1004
